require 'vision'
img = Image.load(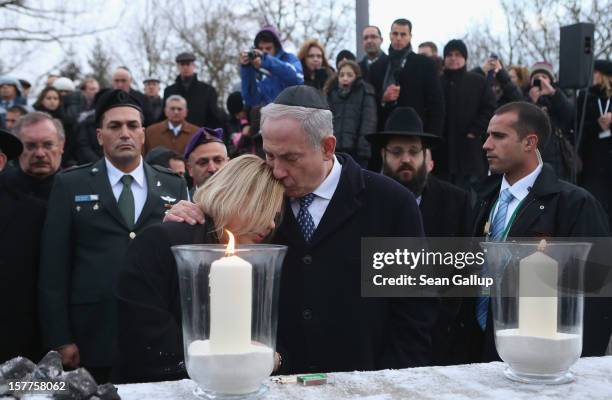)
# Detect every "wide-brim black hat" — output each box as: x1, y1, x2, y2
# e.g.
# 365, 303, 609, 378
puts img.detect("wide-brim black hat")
365, 107, 441, 148
0, 128, 23, 160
